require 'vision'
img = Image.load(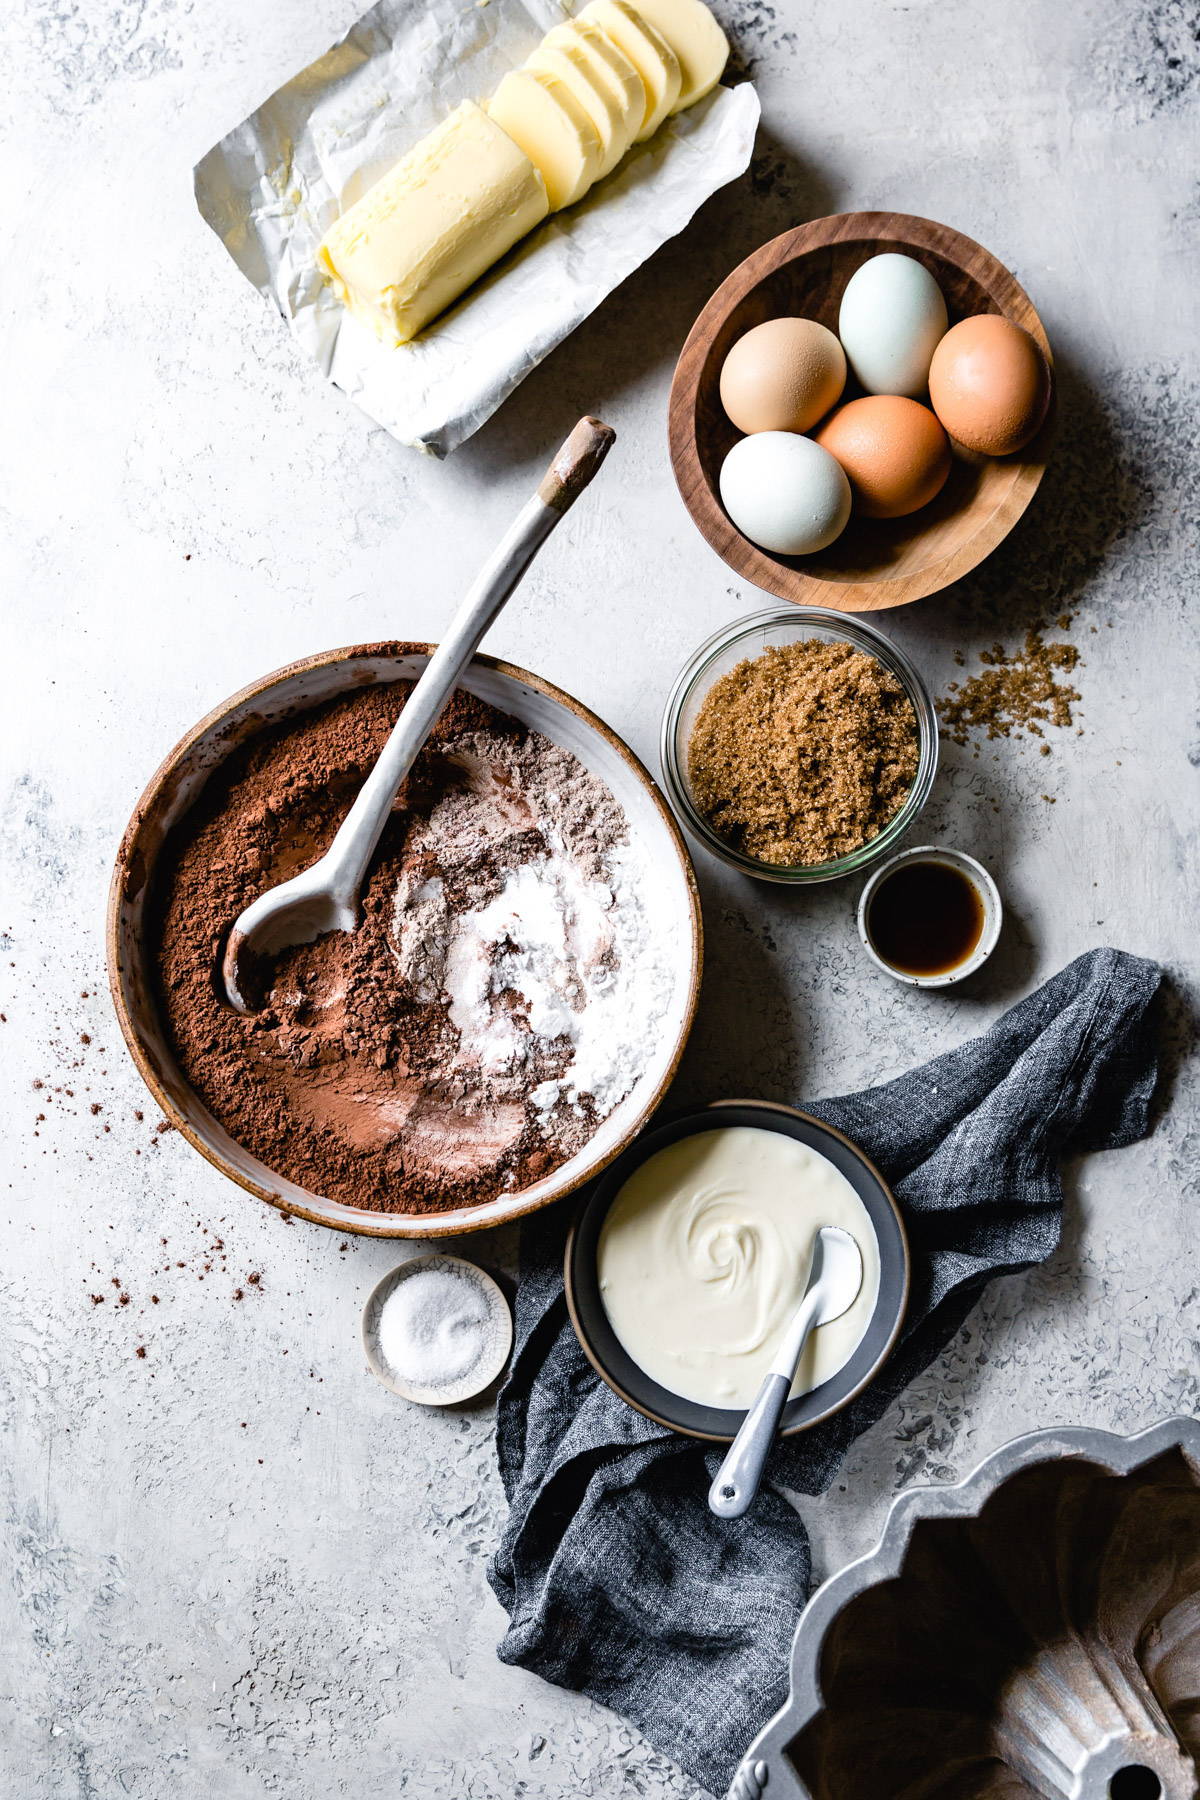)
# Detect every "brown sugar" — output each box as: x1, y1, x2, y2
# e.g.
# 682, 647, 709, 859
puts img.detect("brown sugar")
687, 640, 919, 866
939, 627, 1081, 747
